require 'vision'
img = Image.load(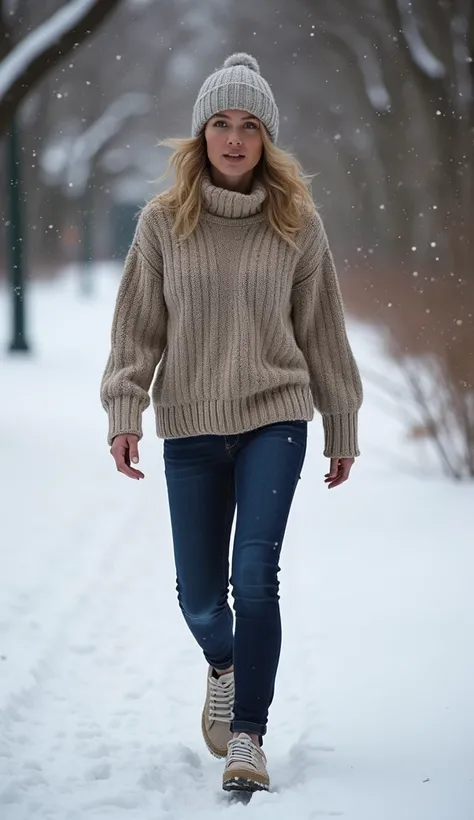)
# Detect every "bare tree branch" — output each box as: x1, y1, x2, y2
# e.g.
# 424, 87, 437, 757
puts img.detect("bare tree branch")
0, 0, 122, 137
396, 0, 446, 78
